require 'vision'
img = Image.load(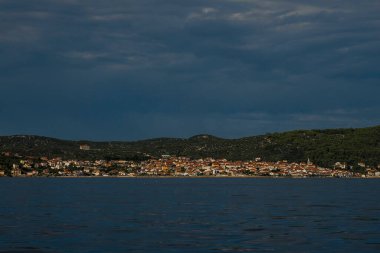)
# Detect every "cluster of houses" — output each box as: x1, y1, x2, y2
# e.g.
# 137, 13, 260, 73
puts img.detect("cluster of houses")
1, 151, 379, 178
